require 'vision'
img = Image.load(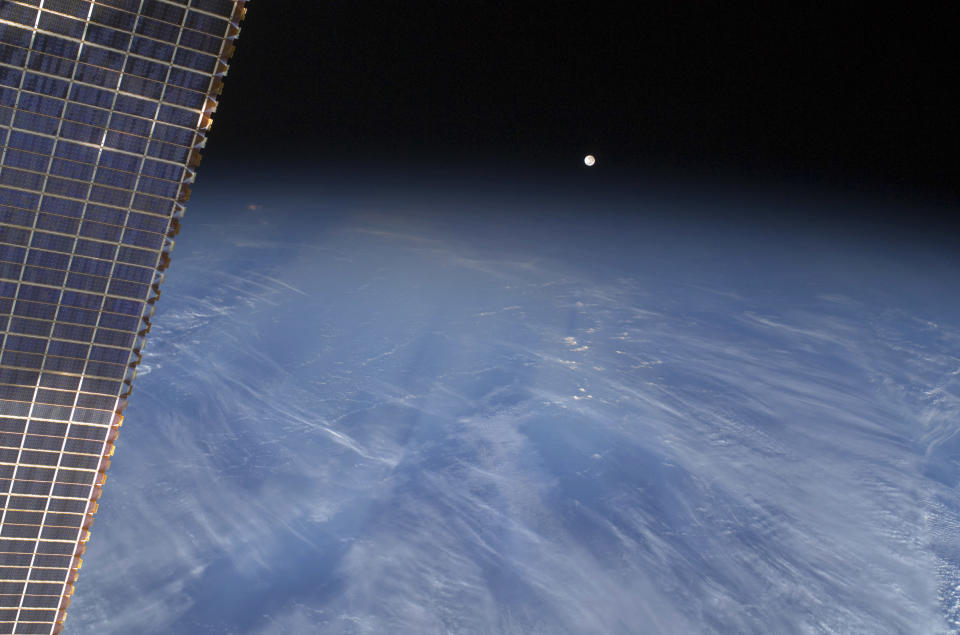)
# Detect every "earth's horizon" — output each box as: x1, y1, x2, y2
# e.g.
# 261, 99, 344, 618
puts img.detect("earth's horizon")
68, 172, 960, 634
